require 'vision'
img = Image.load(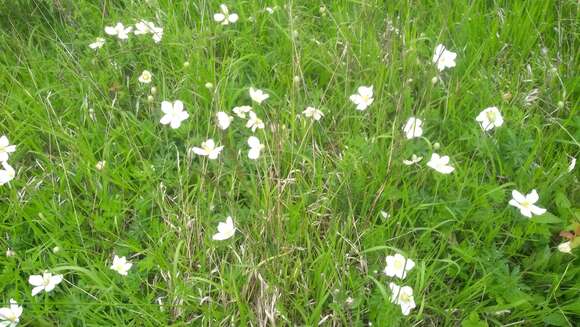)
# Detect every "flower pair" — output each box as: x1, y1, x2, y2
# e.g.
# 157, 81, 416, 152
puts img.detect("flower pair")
384, 254, 416, 316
